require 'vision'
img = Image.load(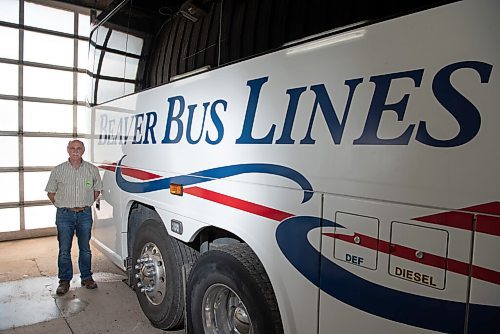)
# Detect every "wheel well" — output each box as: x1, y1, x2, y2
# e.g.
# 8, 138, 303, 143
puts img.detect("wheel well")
127, 201, 163, 258
127, 201, 243, 257
195, 226, 243, 254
